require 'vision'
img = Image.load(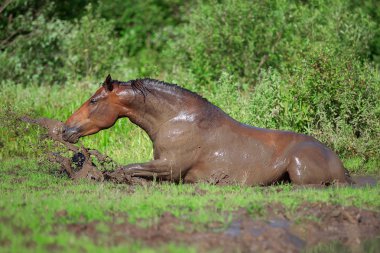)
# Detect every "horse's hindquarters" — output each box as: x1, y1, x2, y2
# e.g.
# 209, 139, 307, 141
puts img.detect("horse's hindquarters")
286, 142, 348, 185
